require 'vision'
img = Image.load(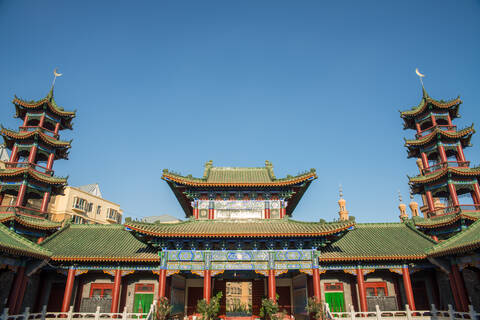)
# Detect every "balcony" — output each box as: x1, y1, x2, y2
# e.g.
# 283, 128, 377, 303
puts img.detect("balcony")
421, 161, 470, 175
5, 161, 54, 175
0, 205, 48, 218
415, 124, 456, 138
19, 125, 58, 139
428, 204, 480, 217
